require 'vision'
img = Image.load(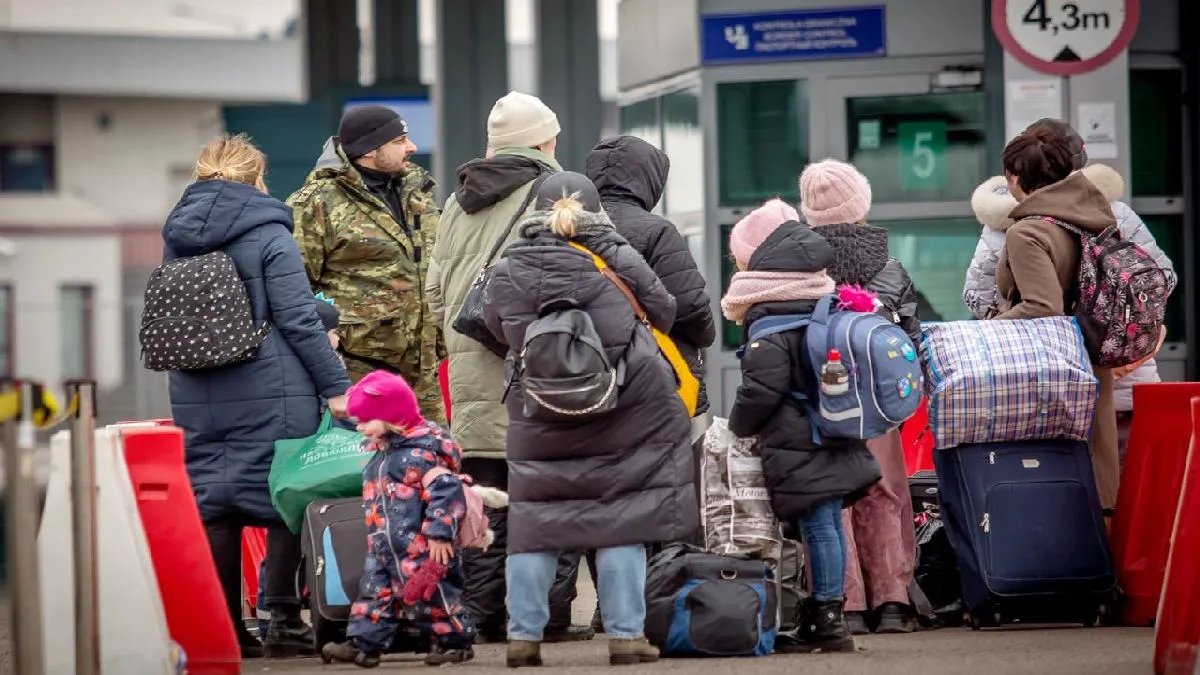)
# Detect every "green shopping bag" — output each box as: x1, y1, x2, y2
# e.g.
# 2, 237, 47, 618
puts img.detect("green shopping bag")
269, 411, 367, 532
